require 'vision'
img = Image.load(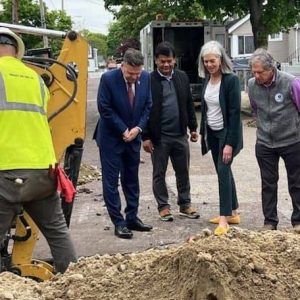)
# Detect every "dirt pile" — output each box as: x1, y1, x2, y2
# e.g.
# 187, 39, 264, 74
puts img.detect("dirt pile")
1, 228, 300, 300
77, 164, 101, 185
